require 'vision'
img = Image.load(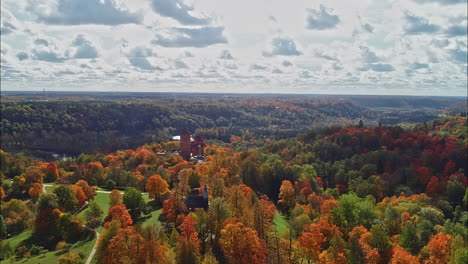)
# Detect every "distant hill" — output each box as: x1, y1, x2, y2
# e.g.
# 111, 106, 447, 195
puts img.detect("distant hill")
0, 93, 464, 159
